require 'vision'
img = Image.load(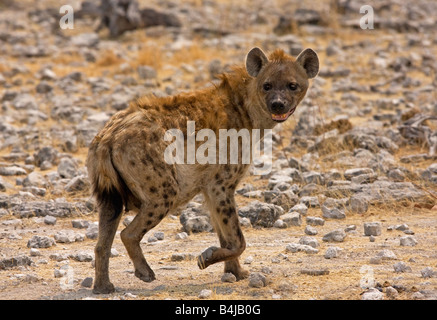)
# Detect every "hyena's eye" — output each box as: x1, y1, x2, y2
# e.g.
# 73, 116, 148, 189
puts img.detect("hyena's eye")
263, 83, 272, 91
288, 83, 298, 91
